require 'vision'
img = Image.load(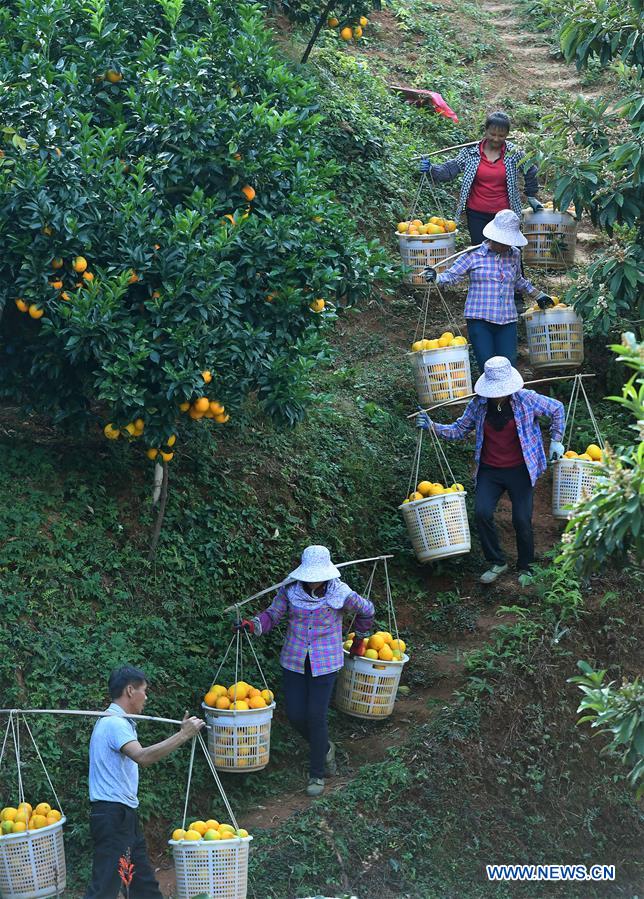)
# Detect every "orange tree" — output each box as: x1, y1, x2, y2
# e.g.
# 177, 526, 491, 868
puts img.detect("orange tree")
0, 0, 392, 459
267, 1, 381, 61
